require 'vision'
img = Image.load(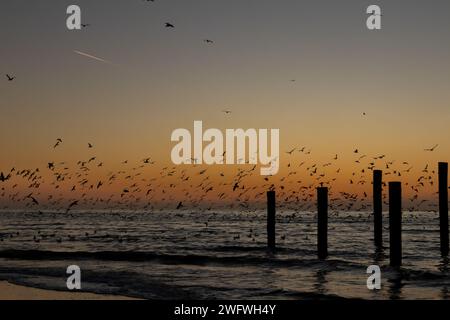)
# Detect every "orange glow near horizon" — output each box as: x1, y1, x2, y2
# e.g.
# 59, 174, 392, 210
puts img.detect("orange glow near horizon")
0, 141, 445, 212
1, 1, 449, 212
